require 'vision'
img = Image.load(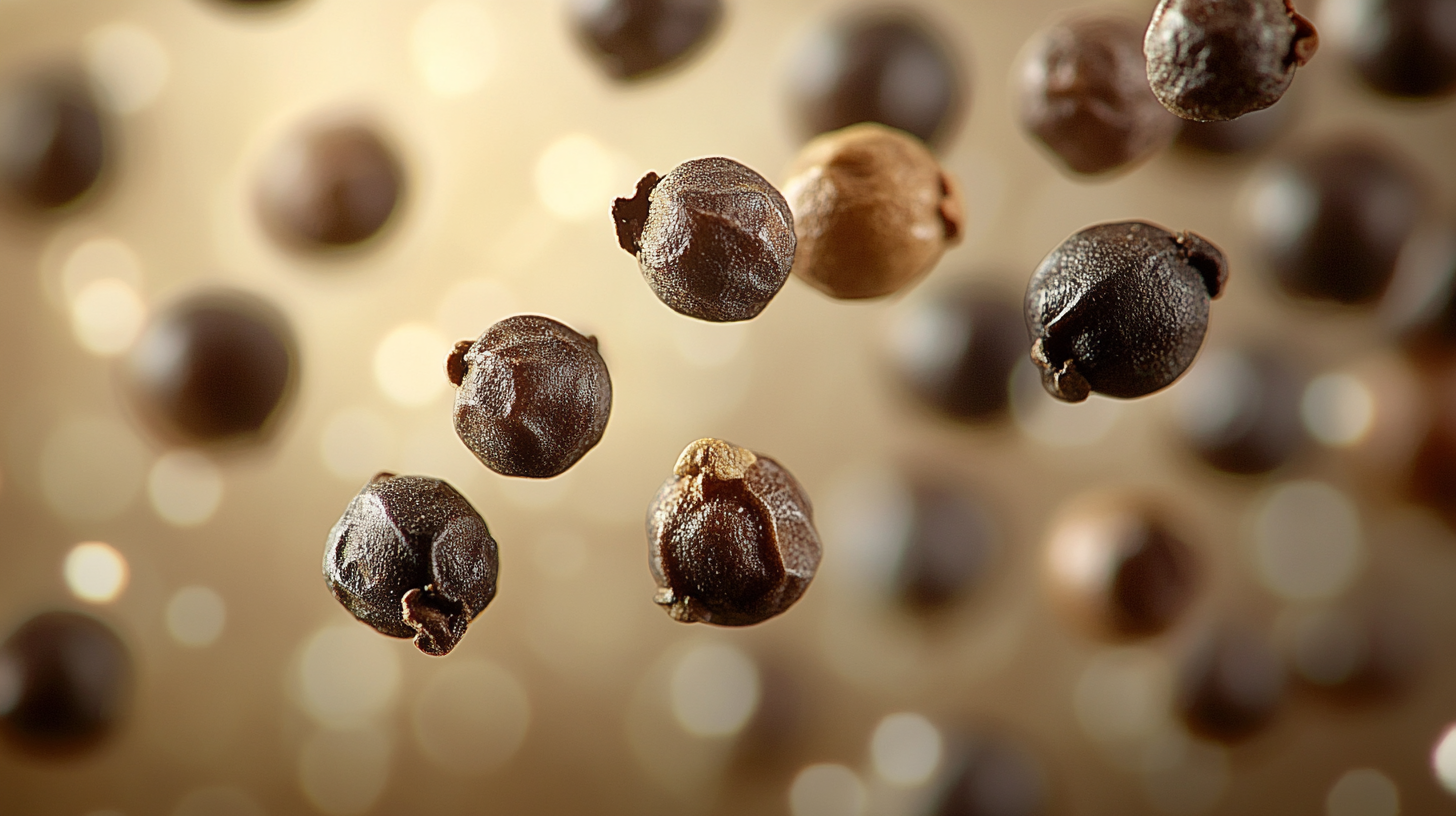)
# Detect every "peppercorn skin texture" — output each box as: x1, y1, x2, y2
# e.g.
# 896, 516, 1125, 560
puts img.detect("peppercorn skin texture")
448, 315, 612, 479
568, 0, 723, 81
0, 611, 132, 758
1025, 221, 1227, 402
784, 123, 963, 300
648, 438, 821, 626
1145, 0, 1319, 121
1017, 13, 1180, 175
613, 157, 796, 322
324, 473, 498, 656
